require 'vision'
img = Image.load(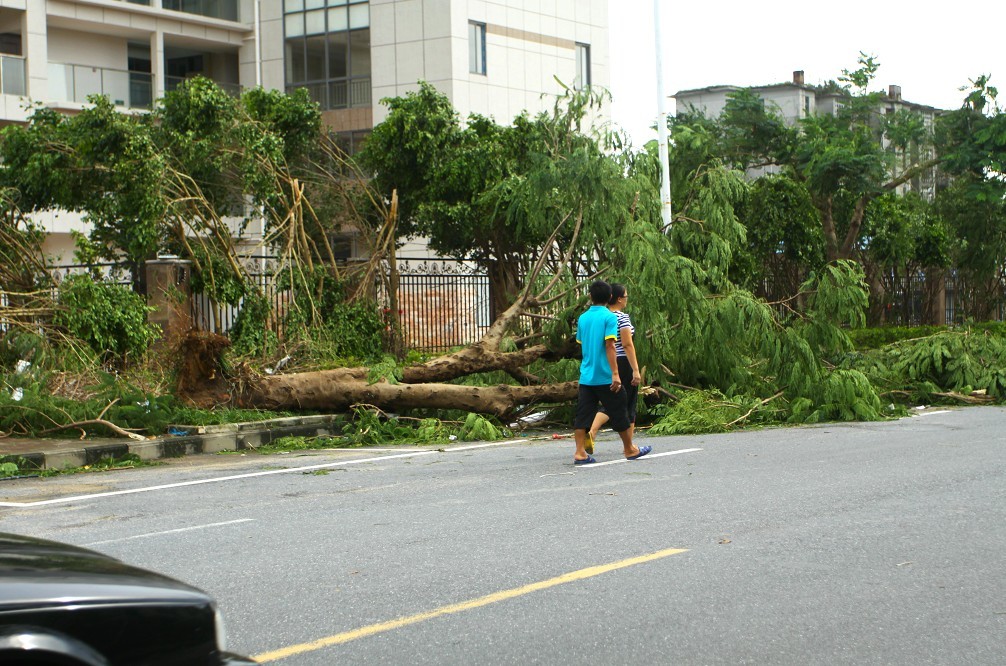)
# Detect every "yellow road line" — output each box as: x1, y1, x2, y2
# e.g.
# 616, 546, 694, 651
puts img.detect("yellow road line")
253, 546, 688, 663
